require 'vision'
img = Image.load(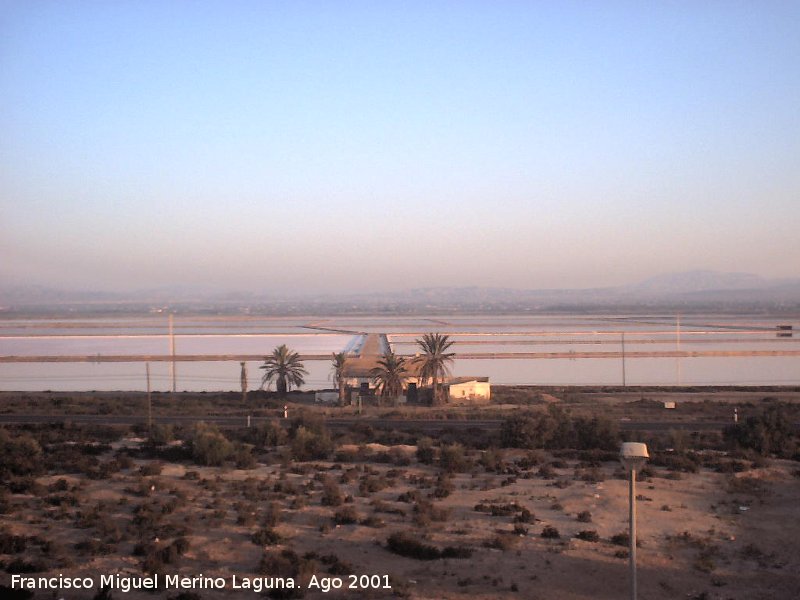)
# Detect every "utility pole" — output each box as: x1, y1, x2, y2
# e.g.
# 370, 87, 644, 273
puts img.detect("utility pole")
621, 332, 627, 387
146, 362, 152, 437
676, 314, 682, 385
240, 362, 248, 404
629, 464, 638, 600
241, 362, 250, 427
169, 314, 176, 394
